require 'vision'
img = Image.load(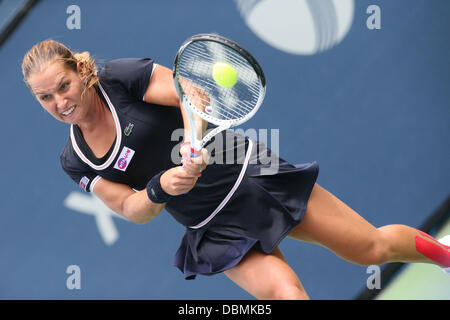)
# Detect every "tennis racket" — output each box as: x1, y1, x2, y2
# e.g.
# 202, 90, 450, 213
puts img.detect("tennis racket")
173, 33, 266, 160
